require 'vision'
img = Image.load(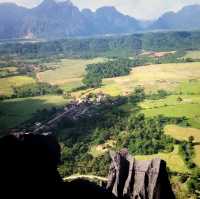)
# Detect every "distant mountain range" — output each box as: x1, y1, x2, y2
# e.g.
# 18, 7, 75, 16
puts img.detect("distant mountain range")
0, 0, 200, 39
150, 5, 200, 30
